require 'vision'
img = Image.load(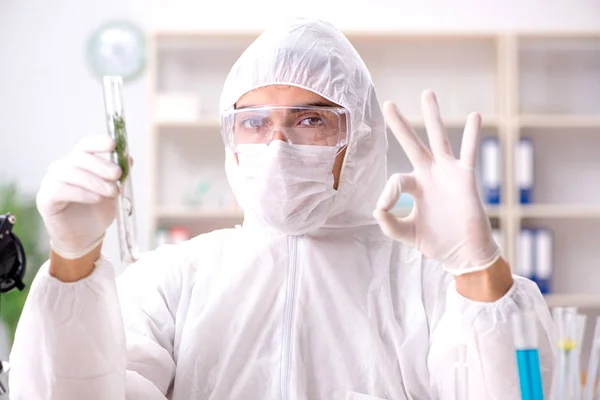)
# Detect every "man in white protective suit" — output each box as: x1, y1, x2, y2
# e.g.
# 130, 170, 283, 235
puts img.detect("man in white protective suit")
9, 17, 555, 400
